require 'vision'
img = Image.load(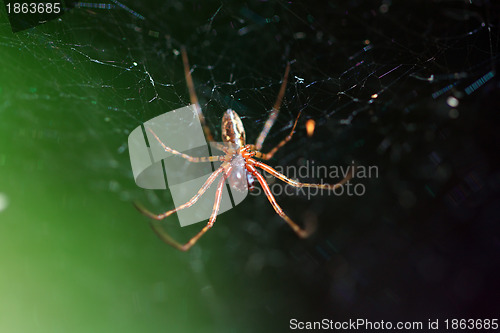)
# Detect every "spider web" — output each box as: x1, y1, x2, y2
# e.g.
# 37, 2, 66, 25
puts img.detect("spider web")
1, 0, 499, 331
2, 0, 496, 201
